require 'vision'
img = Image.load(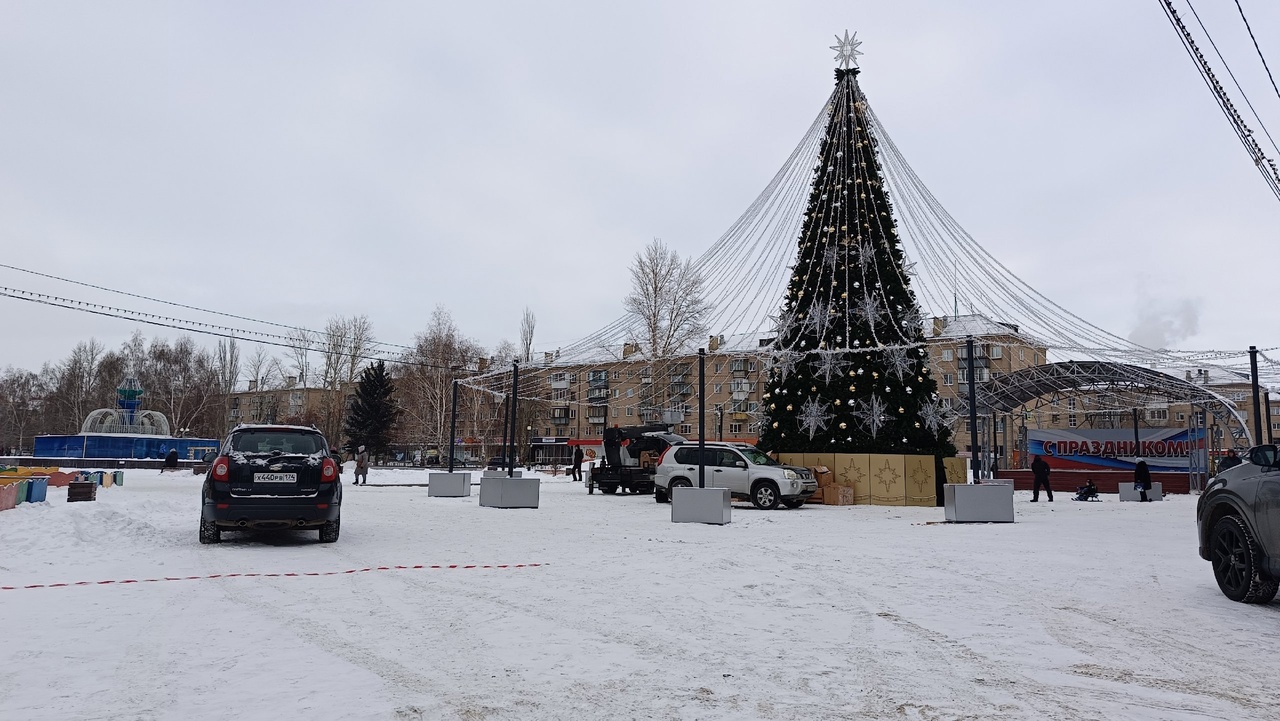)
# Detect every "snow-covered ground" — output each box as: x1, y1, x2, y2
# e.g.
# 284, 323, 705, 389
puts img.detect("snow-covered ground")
2, 468, 1278, 721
